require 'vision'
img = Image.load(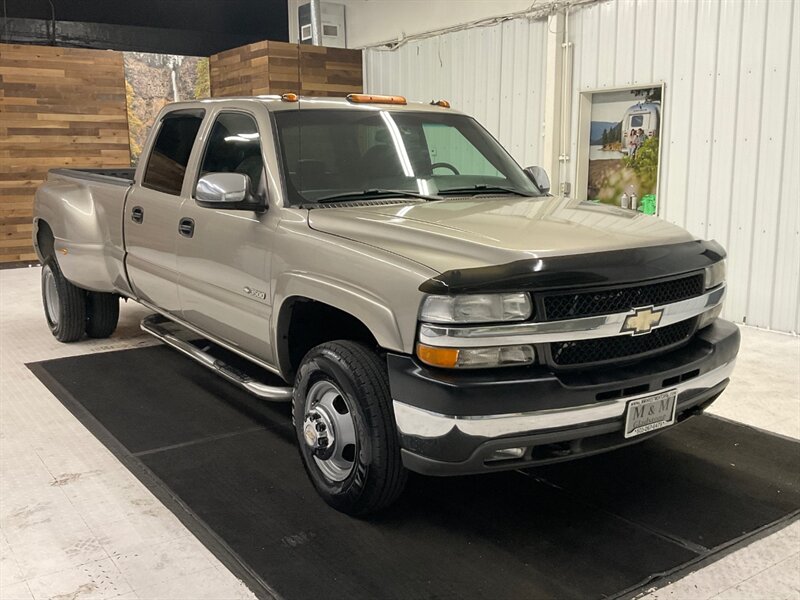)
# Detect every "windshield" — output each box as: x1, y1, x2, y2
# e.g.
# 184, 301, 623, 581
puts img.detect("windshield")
273, 109, 542, 204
